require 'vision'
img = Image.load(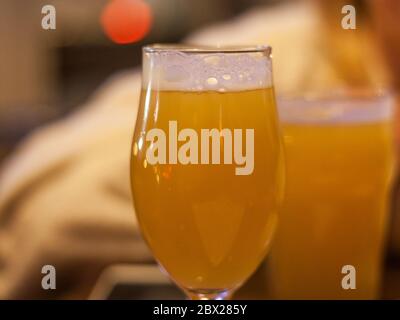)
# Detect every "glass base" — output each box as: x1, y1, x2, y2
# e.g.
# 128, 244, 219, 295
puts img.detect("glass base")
185, 288, 233, 300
